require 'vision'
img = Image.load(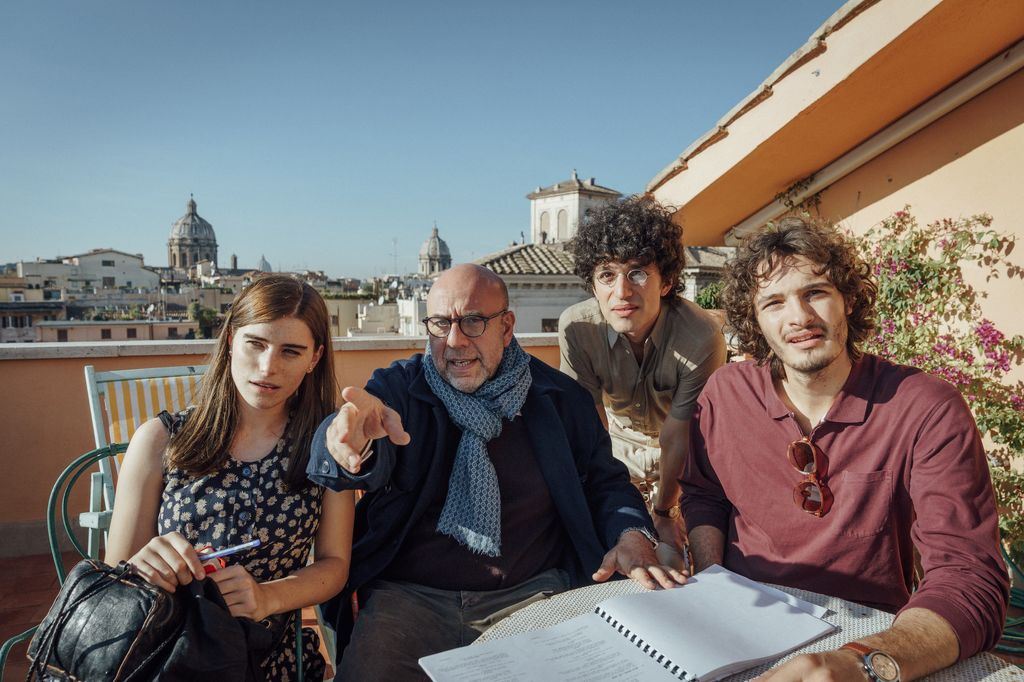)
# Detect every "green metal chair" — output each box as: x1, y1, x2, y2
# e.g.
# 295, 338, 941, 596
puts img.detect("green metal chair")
0, 444, 308, 681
